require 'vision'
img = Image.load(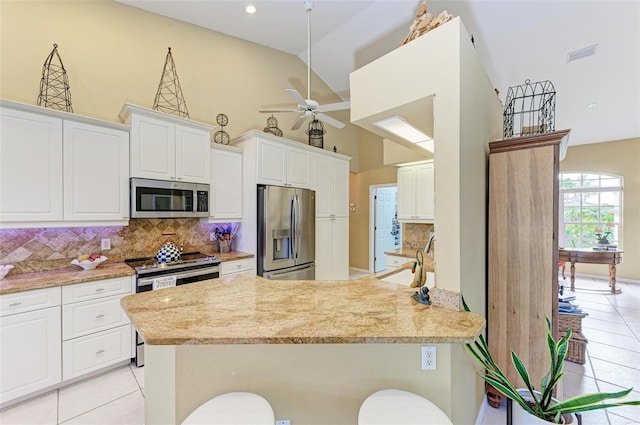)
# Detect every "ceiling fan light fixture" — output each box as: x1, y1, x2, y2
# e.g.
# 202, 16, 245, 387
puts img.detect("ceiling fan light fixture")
245, 4, 257, 14
373, 115, 433, 151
